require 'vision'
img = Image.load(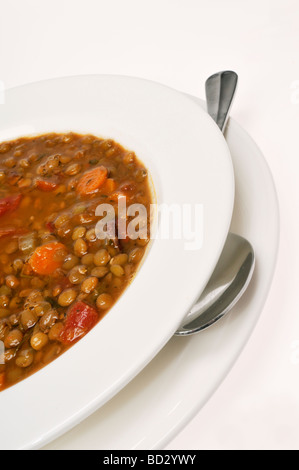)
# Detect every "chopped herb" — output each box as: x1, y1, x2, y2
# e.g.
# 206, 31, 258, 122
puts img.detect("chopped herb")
37, 153, 47, 161
89, 159, 99, 165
